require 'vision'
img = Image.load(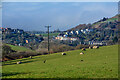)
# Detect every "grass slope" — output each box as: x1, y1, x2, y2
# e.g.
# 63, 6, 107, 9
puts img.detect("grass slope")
36, 33, 59, 37
2, 45, 118, 79
92, 17, 117, 26
6, 44, 34, 52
